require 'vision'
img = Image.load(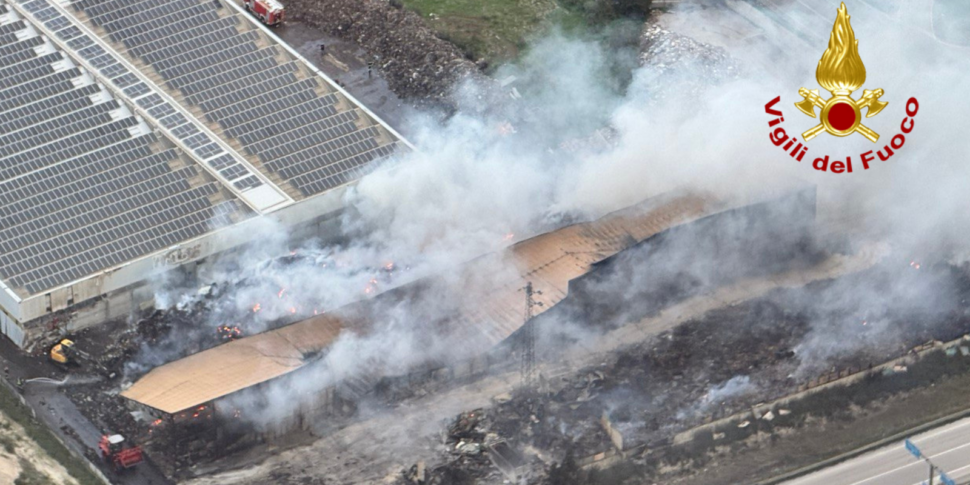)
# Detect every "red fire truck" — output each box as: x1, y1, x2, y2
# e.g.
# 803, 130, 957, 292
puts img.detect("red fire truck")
98, 434, 144, 472
243, 0, 285, 27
